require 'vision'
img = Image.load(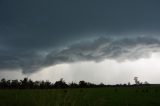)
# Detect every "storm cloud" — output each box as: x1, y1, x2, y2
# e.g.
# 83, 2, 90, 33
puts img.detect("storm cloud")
1, 0, 160, 74
0, 36, 160, 73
